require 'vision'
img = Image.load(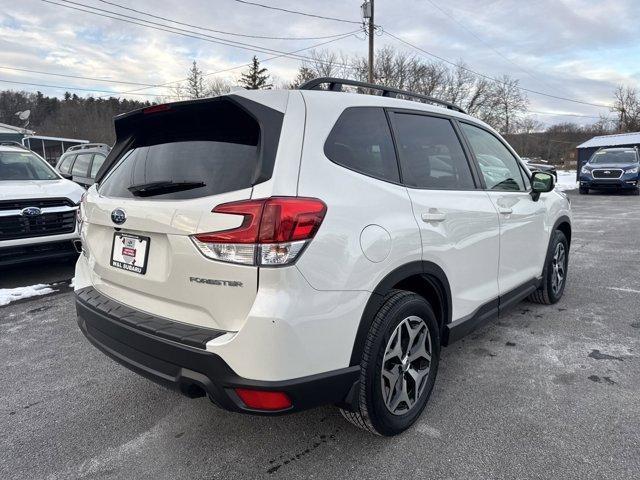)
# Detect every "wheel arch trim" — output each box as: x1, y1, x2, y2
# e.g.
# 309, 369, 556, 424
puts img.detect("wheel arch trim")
348, 261, 452, 366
